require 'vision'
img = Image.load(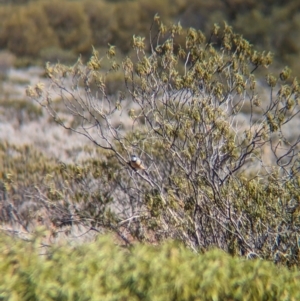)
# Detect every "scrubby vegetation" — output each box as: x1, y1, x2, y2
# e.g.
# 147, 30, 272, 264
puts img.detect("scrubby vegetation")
1, 5, 300, 299
24, 18, 300, 268
1, 234, 300, 301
